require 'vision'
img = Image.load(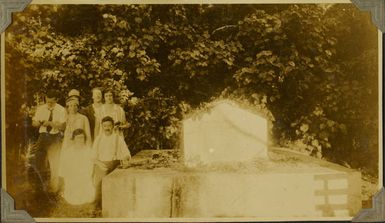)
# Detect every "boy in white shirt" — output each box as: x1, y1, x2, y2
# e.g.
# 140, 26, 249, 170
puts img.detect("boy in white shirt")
92, 116, 131, 205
